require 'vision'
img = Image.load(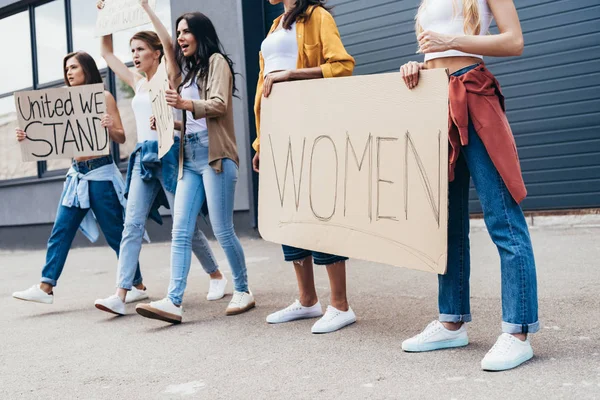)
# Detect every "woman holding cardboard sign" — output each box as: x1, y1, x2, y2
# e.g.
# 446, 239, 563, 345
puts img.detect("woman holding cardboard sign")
398, 0, 539, 371
12, 52, 141, 305
94, 11, 226, 316
251, 0, 357, 334
134, 5, 254, 324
